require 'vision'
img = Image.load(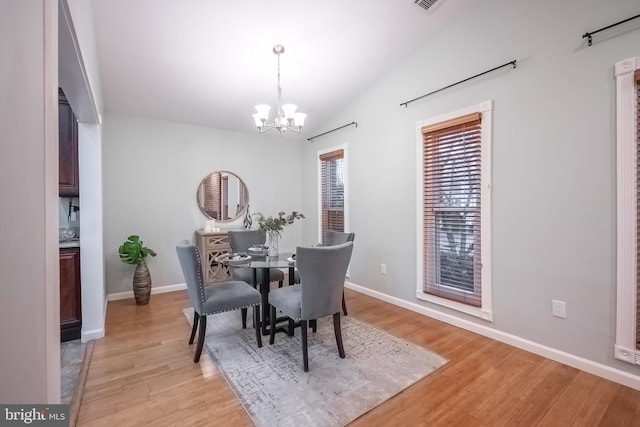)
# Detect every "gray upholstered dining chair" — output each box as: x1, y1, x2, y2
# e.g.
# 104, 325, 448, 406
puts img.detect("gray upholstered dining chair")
228, 230, 284, 288
293, 230, 355, 315
268, 241, 354, 371
176, 240, 262, 363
